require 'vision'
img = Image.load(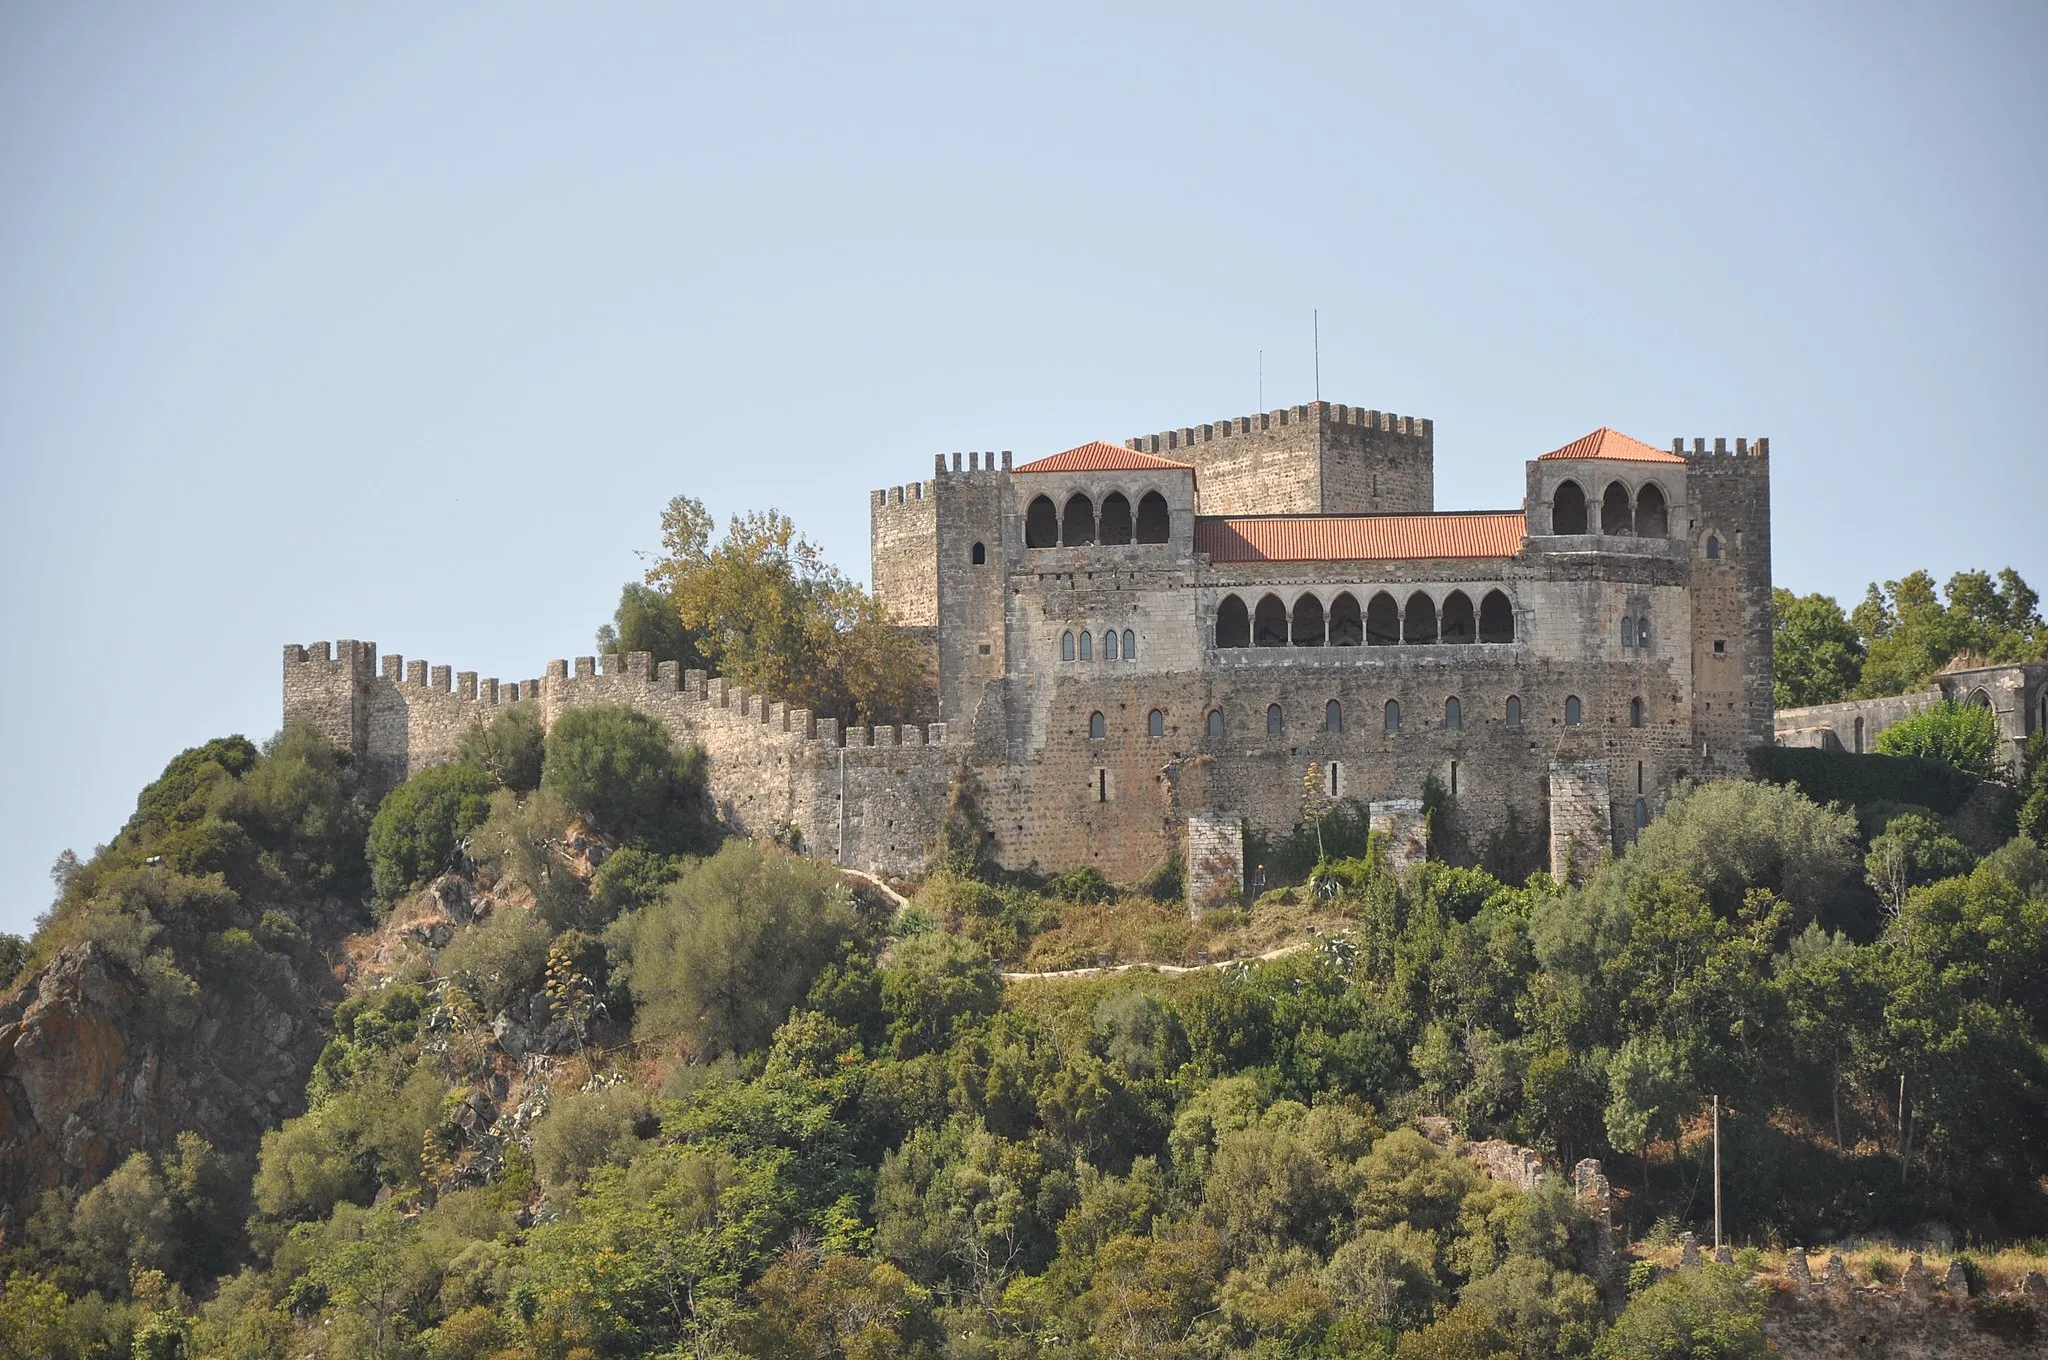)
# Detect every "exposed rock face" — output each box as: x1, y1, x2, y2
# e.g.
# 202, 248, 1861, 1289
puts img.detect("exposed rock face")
0, 939, 337, 1223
